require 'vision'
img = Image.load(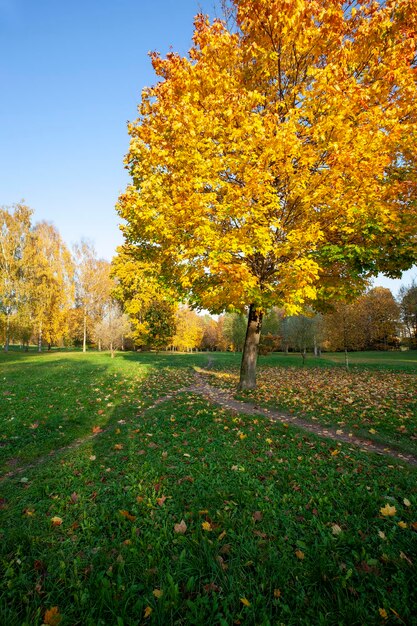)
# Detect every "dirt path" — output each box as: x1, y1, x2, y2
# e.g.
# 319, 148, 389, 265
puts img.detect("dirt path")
2, 371, 417, 481
186, 370, 417, 467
